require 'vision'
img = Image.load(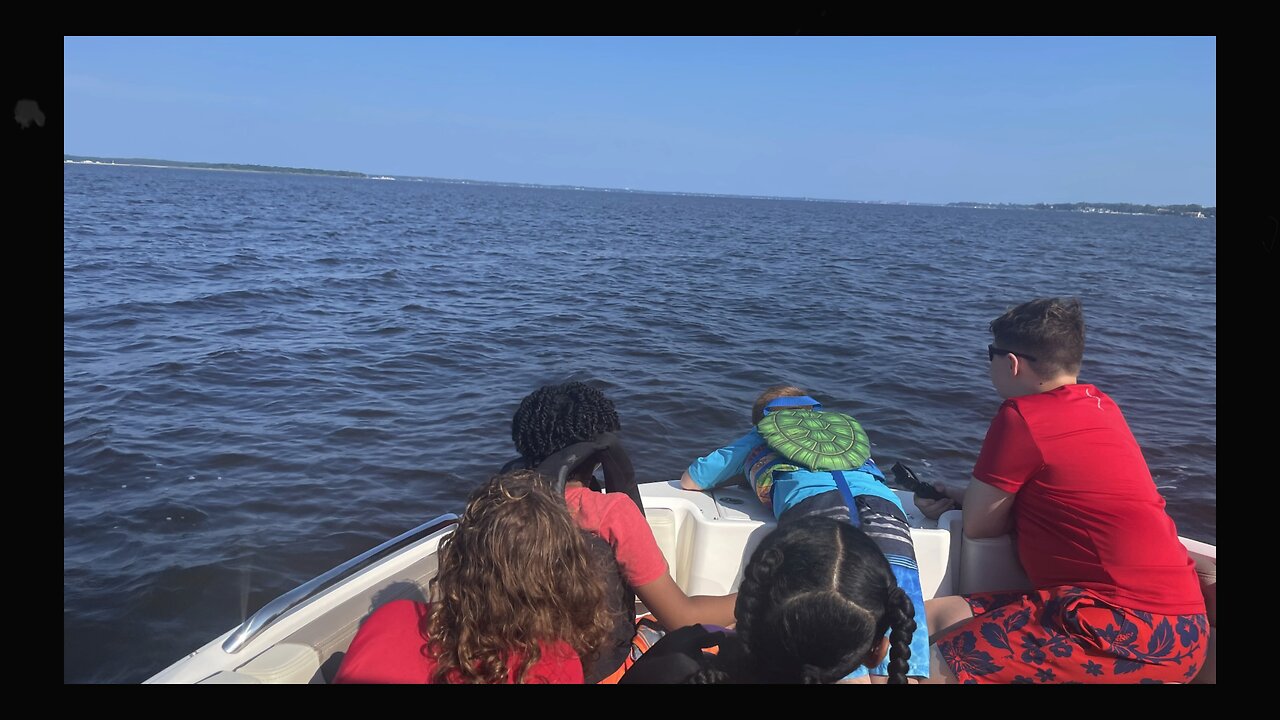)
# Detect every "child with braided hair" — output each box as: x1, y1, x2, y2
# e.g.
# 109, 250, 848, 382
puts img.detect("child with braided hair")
621, 515, 918, 684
